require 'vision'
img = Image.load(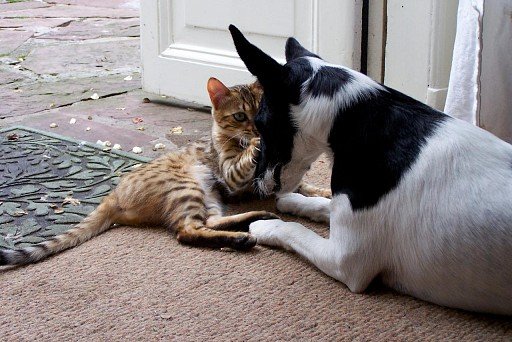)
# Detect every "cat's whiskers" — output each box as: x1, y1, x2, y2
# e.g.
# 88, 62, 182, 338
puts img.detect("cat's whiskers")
219, 132, 245, 150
